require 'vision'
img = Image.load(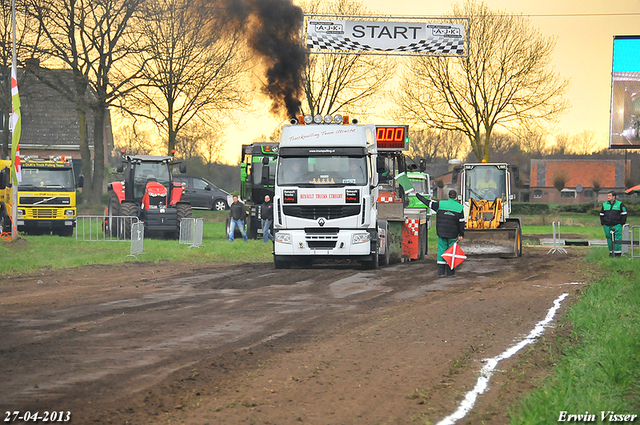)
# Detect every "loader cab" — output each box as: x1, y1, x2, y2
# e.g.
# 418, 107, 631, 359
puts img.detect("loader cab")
463, 165, 507, 202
